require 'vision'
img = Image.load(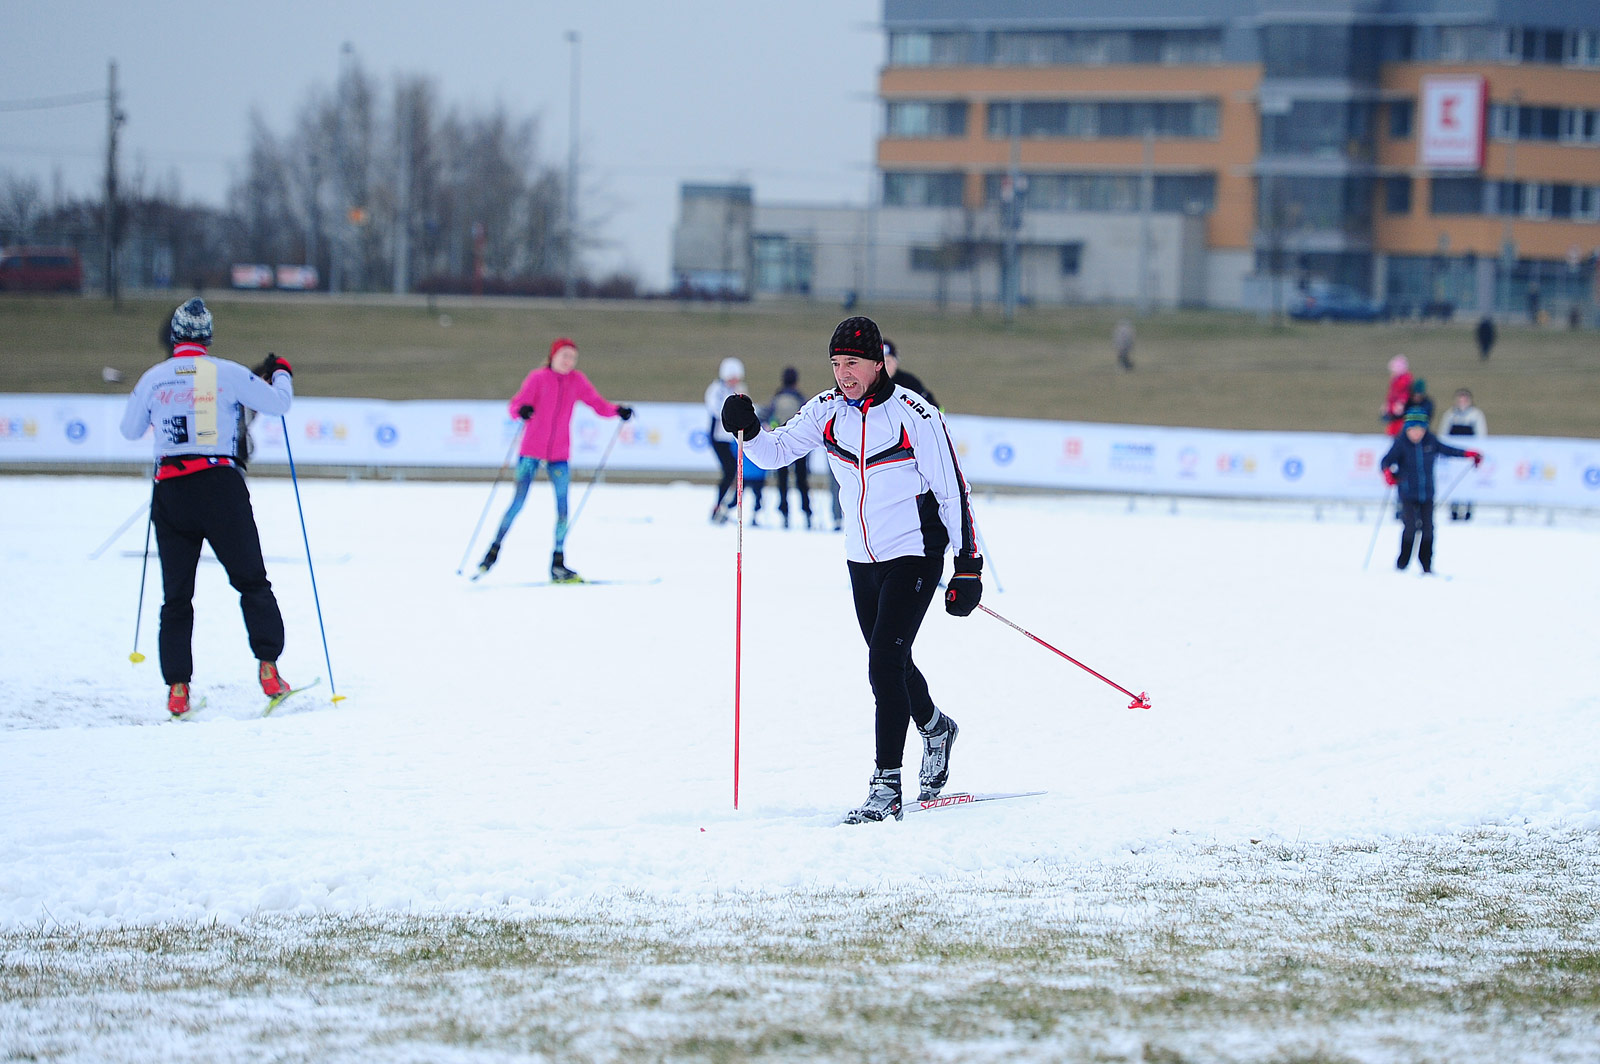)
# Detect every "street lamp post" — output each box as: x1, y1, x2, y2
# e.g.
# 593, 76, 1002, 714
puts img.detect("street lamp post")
565, 31, 580, 300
